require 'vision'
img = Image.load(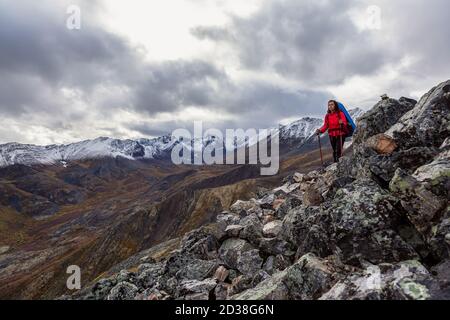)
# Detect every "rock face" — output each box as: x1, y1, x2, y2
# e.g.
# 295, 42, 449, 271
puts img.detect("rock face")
70, 80, 450, 301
